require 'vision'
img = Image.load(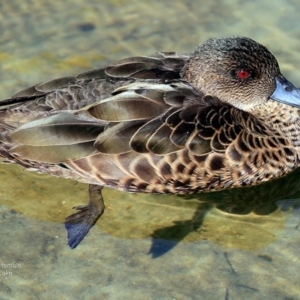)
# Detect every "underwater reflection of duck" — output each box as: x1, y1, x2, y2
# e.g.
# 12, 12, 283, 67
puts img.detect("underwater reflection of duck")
1, 36, 300, 248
